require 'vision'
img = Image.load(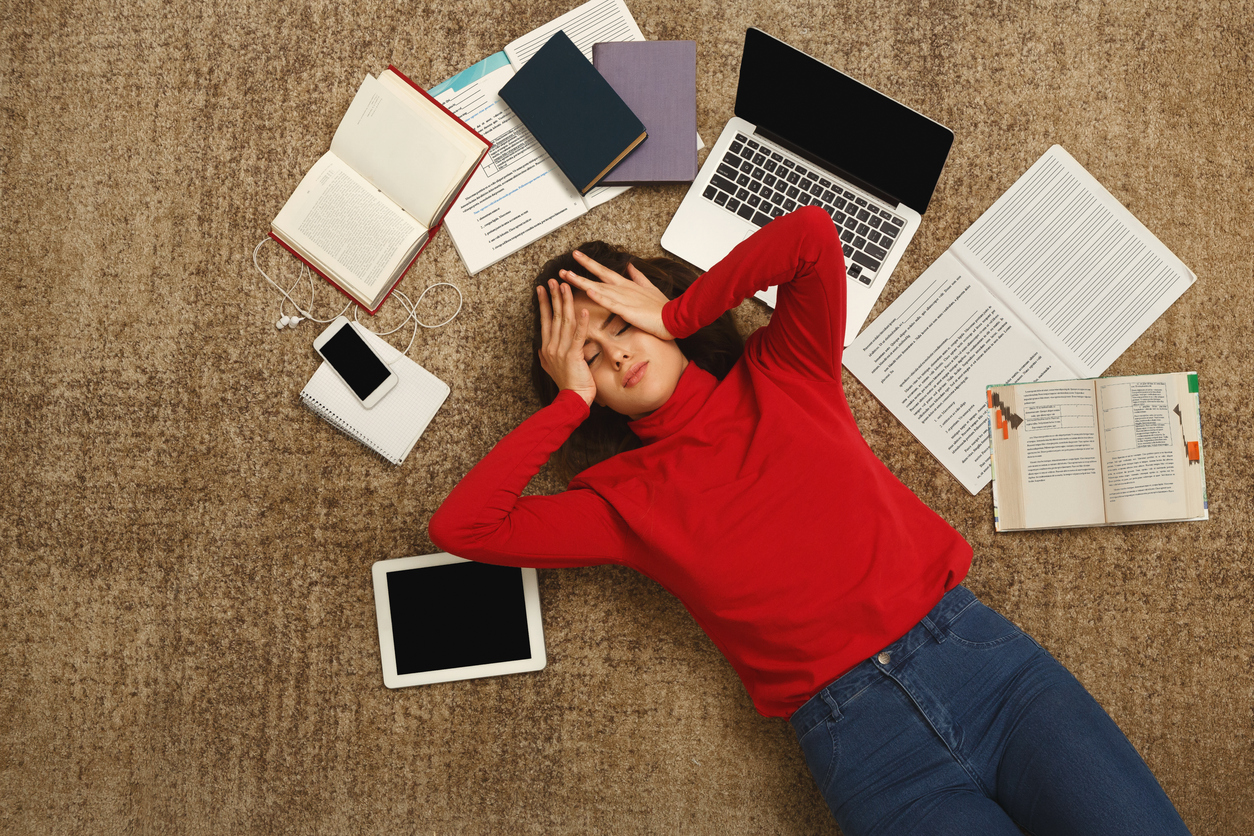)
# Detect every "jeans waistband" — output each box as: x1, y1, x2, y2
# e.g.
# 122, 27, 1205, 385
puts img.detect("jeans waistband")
790, 584, 977, 737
